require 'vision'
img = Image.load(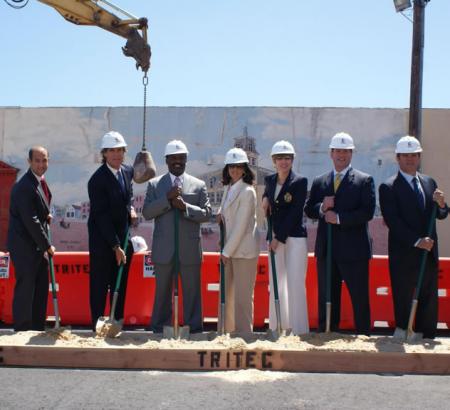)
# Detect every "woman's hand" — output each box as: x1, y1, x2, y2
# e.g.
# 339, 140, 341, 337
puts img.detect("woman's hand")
220, 254, 229, 265
269, 238, 279, 253
262, 197, 271, 216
